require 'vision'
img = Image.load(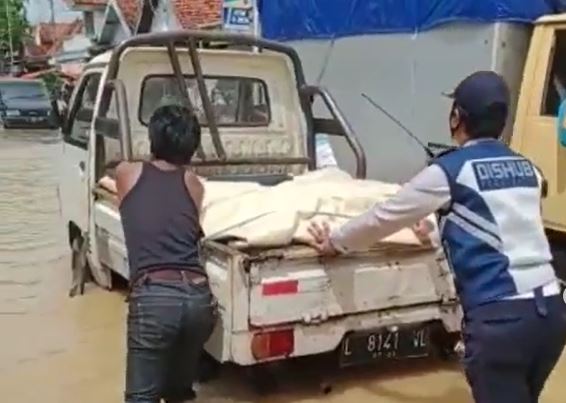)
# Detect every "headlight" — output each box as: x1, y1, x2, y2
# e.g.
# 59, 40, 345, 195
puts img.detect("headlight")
5, 110, 20, 116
